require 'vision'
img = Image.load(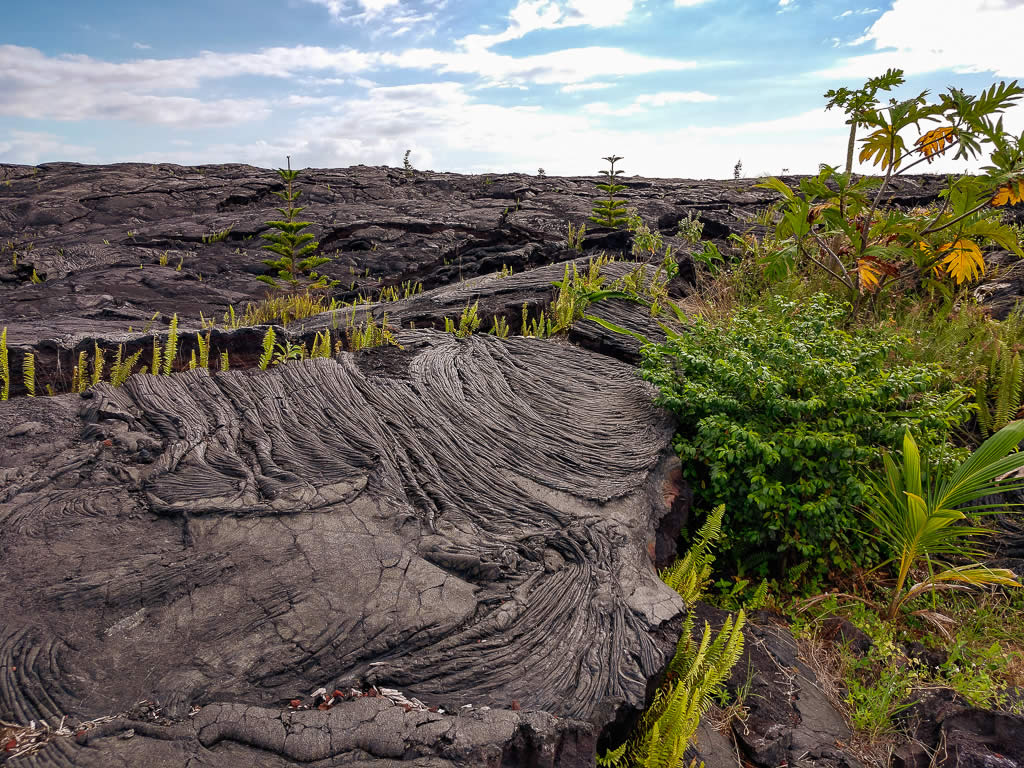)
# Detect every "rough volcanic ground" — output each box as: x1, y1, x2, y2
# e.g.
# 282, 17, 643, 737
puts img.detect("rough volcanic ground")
1, 163, 1018, 767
